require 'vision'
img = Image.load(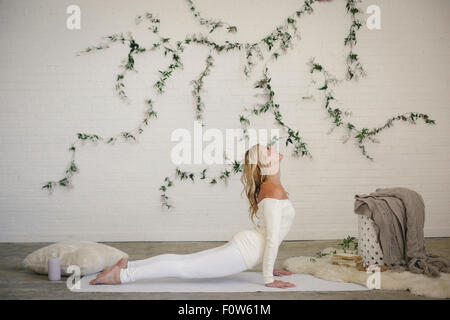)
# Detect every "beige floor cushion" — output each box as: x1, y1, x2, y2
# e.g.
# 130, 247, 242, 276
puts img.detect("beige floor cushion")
23, 241, 128, 276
